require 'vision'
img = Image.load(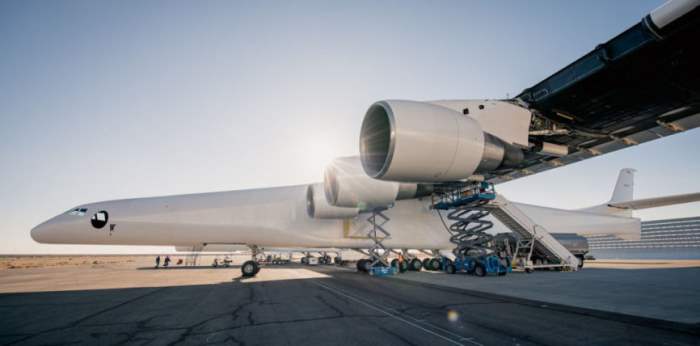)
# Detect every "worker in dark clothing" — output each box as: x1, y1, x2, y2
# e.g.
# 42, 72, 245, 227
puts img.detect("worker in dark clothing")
164, 256, 171, 268
155, 255, 161, 269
